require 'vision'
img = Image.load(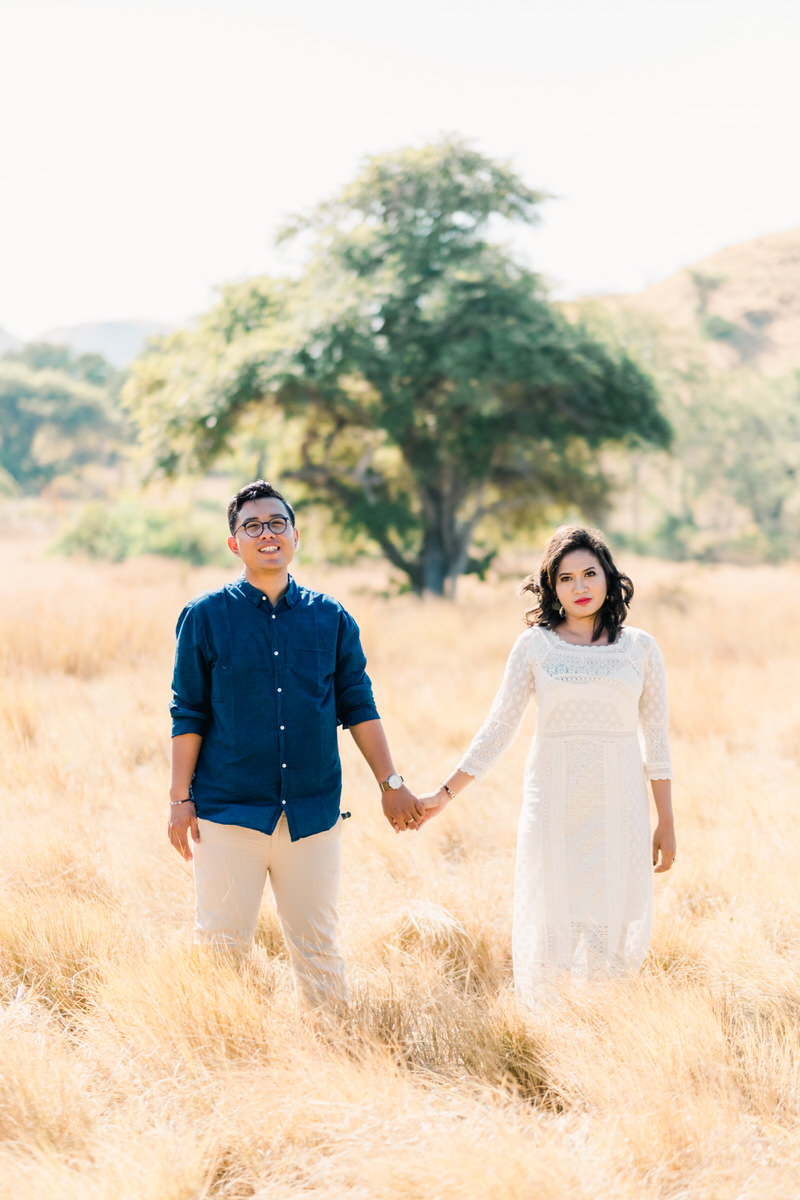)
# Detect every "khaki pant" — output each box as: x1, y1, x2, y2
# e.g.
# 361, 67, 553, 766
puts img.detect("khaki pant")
193, 815, 348, 1010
